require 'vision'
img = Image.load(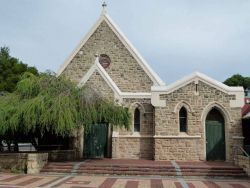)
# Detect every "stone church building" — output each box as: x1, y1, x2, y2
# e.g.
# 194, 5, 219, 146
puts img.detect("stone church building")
57, 10, 244, 162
